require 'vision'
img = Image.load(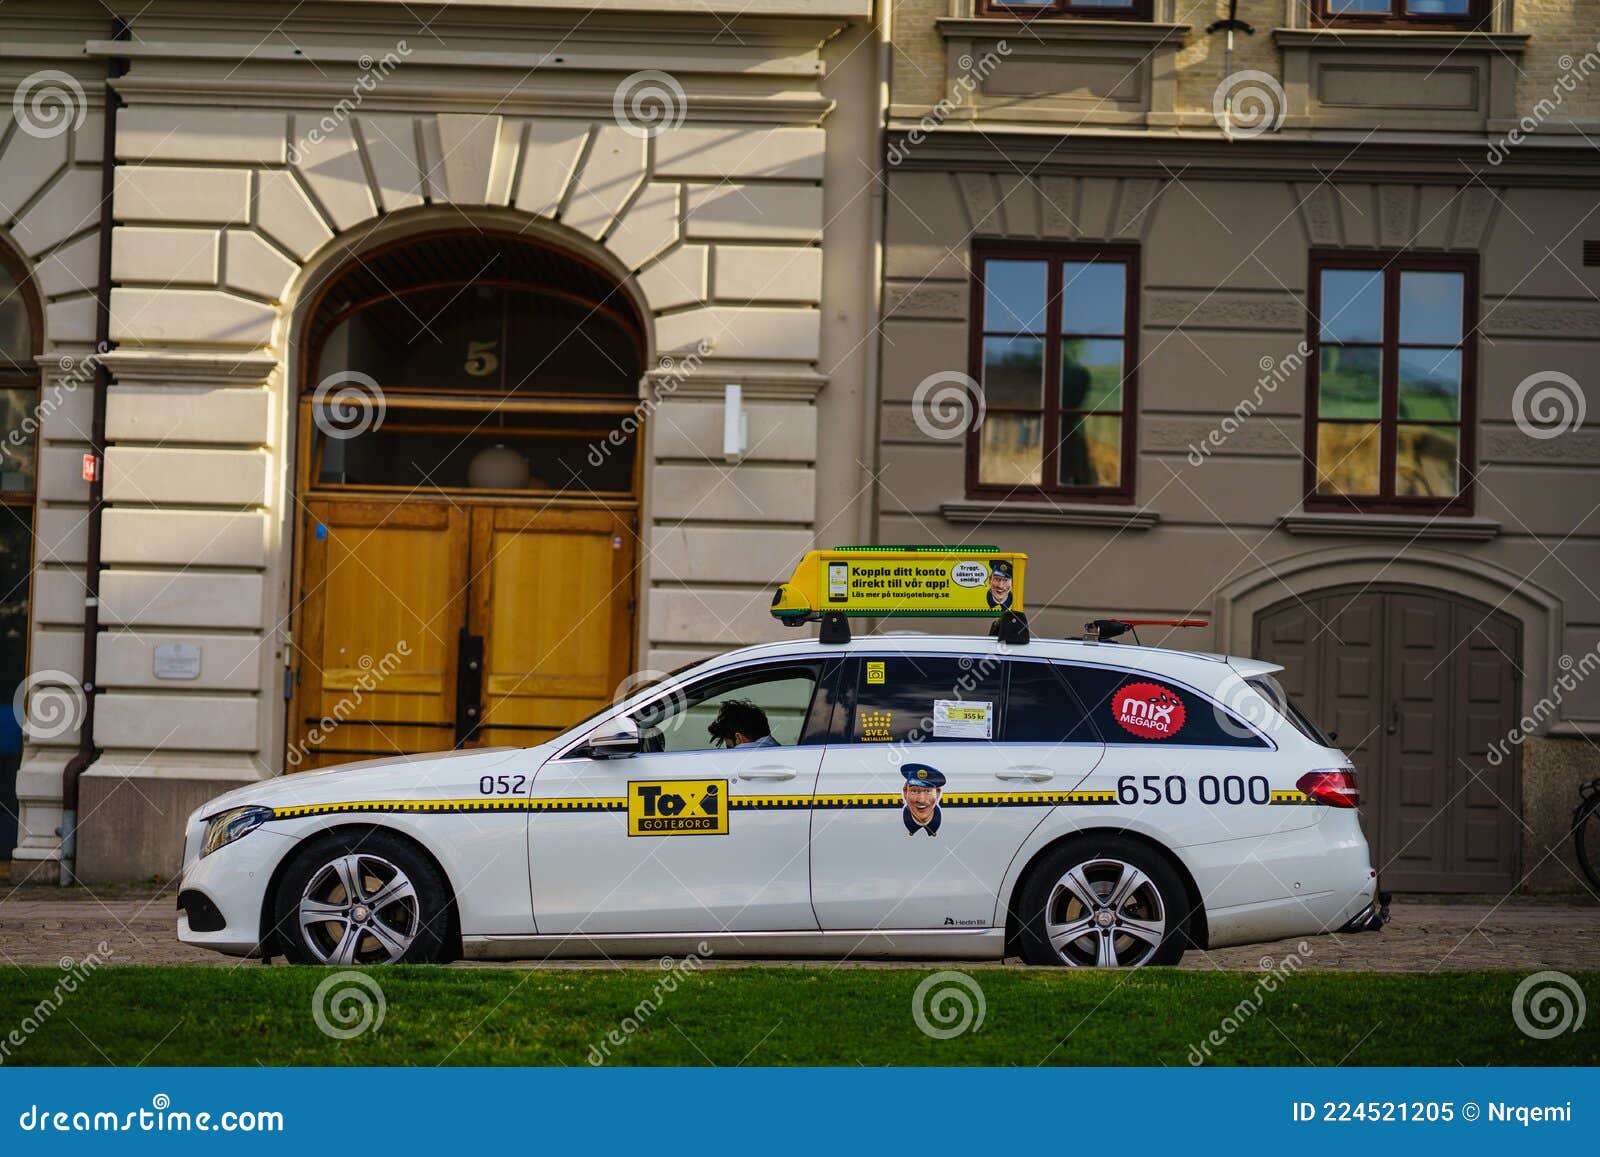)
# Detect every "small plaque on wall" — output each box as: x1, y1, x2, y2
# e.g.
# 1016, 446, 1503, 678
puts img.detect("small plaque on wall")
153, 643, 202, 681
